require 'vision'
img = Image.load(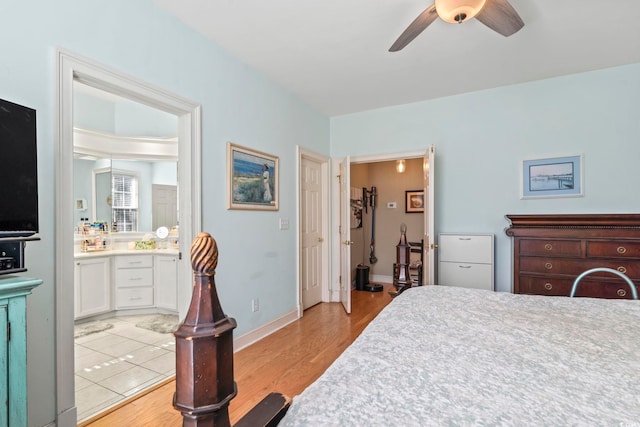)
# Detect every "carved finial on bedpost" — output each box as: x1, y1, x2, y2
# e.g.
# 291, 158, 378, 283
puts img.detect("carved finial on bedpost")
174, 232, 237, 427
190, 232, 218, 275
